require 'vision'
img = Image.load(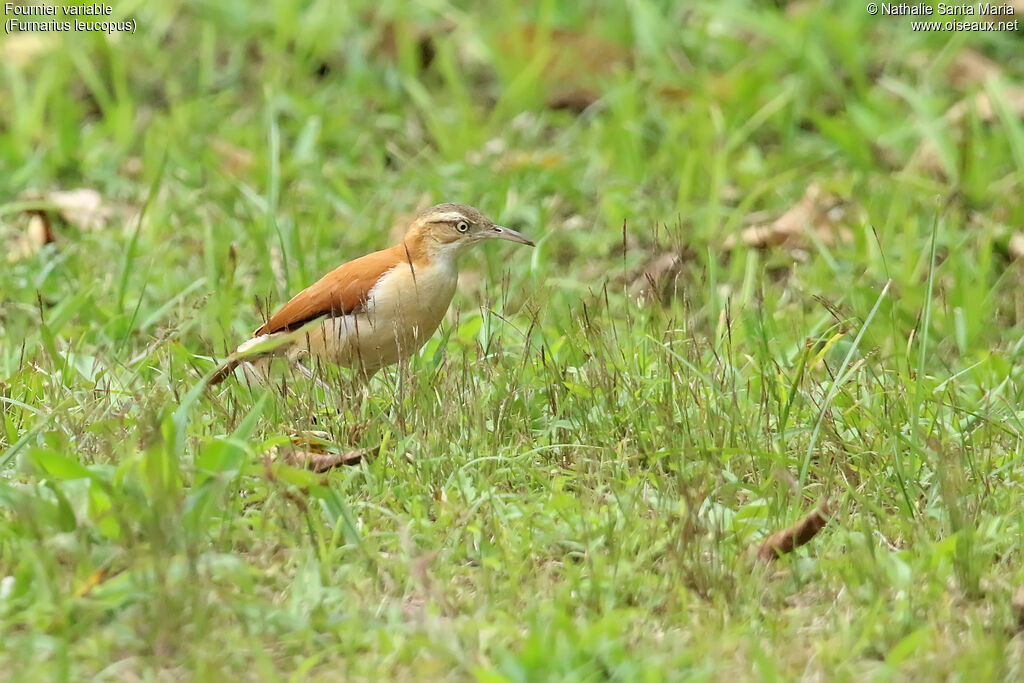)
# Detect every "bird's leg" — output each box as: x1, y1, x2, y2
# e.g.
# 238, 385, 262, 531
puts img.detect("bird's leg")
293, 359, 332, 393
